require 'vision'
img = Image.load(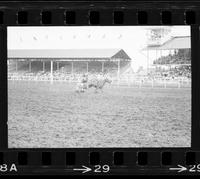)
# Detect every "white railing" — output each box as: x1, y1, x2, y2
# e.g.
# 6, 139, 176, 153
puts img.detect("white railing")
8, 73, 191, 88
111, 78, 191, 88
